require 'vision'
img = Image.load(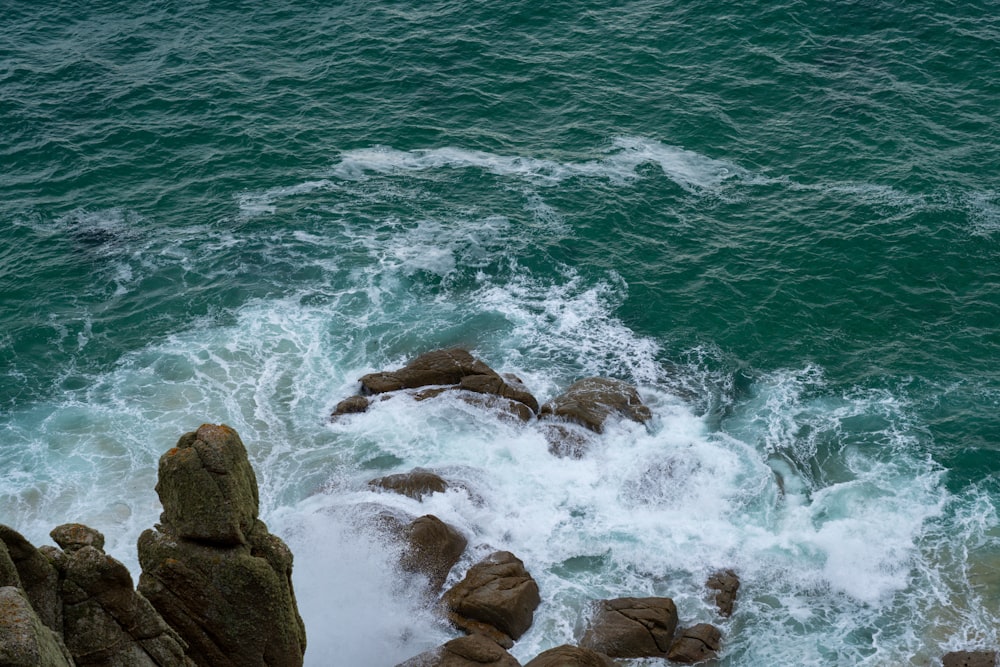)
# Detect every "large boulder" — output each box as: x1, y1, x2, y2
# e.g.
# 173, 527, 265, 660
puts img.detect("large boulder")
357, 349, 538, 415
579, 597, 677, 658
0, 586, 74, 667
524, 644, 620, 667
443, 551, 541, 648
0, 525, 61, 632
137, 424, 306, 667
706, 569, 739, 618
396, 634, 521, 667
400, 515, 468, 593
667, 624, 722, 664
539, 378, 651, 434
